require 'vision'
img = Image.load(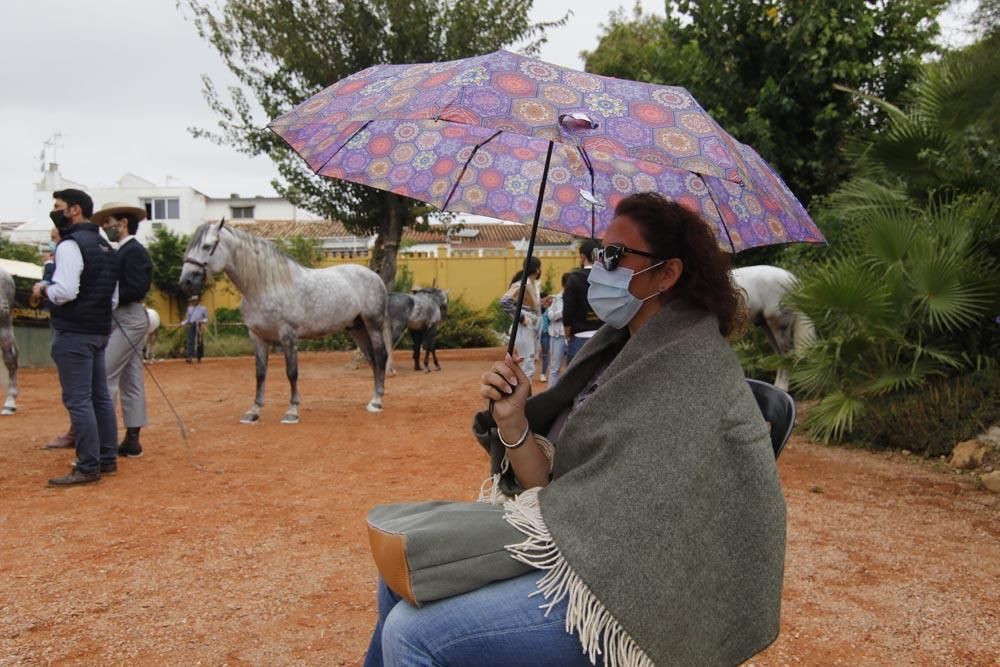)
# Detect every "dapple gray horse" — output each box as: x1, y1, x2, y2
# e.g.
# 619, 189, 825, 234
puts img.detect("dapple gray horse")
388, 288, 449, 372
179, 220, 391, 422
732, 265, 815, 392
0, 267, 17, 415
